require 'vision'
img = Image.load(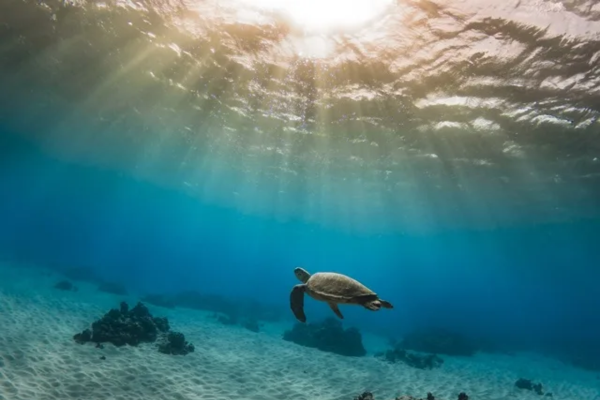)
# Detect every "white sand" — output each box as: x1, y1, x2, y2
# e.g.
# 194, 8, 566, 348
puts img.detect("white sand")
0, 262, 599, 400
